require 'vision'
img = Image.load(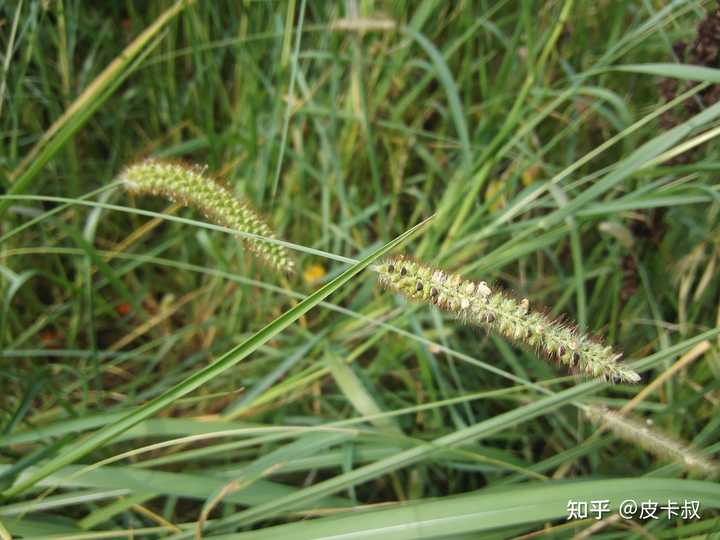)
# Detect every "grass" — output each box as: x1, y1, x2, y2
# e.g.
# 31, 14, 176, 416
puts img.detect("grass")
1, 1, 720, 539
